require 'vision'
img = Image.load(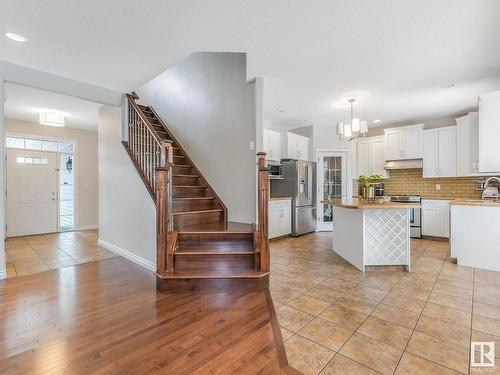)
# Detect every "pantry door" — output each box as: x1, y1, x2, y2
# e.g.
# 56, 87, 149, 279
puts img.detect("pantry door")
6, 149, 58, 237
317, 152, 347, 231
